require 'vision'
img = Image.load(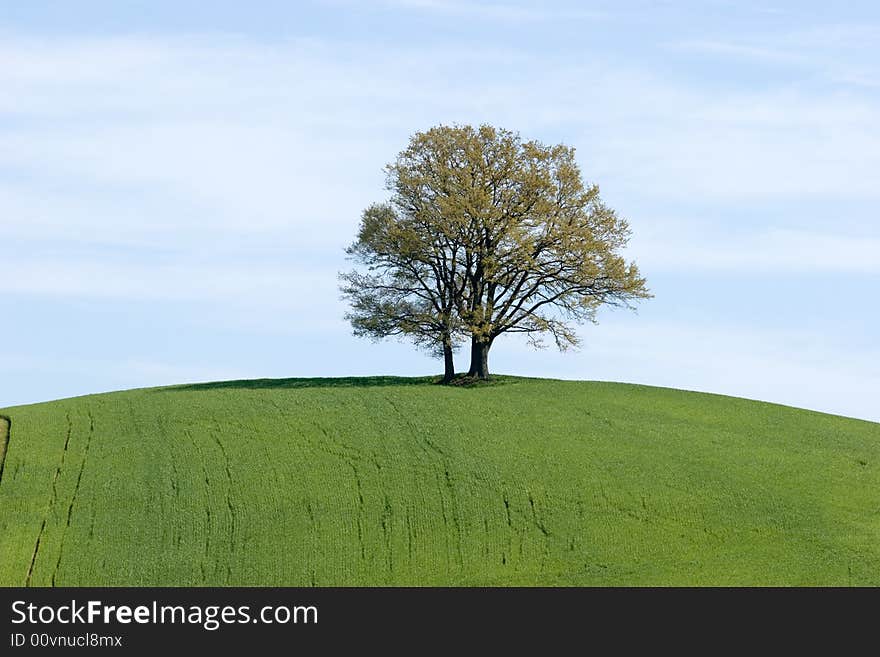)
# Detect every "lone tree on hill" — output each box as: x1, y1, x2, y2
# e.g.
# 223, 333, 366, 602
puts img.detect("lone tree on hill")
341, 124, 651, 381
